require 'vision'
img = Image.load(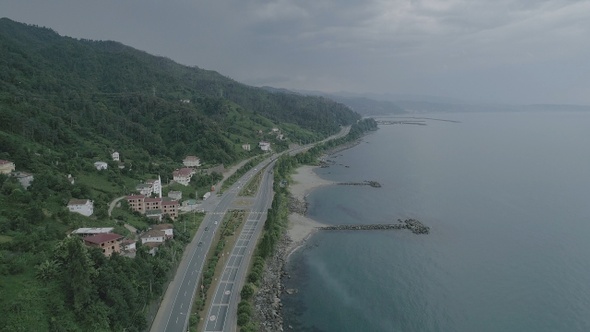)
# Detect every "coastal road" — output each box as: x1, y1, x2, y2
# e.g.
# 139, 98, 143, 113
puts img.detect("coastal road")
203, 162, 275, 332
150, 126, 350, 332
150, 158, 275, 332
